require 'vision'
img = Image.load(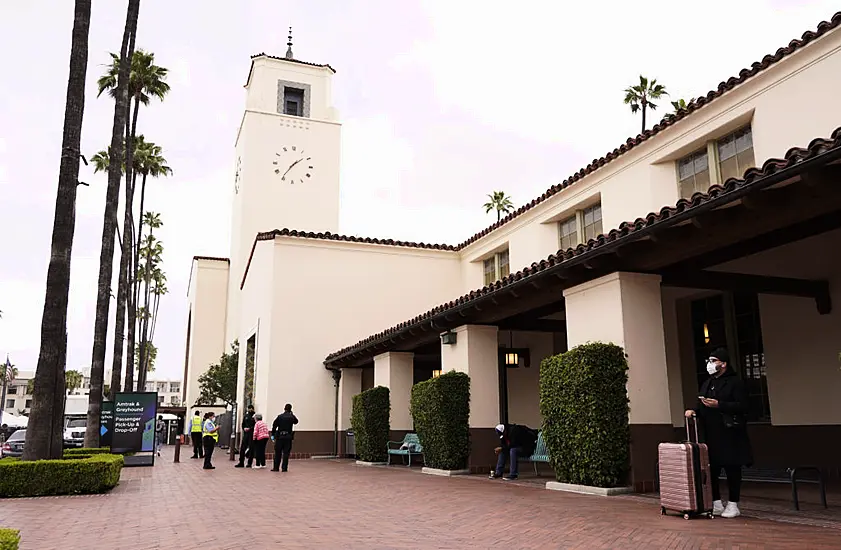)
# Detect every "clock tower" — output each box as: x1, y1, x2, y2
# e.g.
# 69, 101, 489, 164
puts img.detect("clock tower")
227, 35, 341, 341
